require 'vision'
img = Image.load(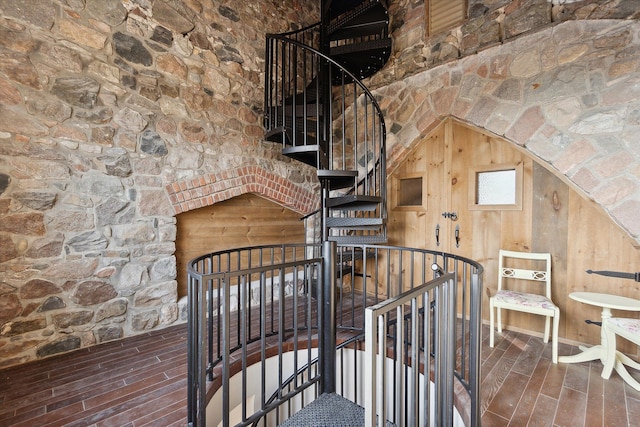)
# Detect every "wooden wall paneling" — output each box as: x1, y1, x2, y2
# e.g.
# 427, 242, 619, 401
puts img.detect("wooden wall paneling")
425, 126, 446, 250
530, 162, 569, 338
384, 118, 640, 352
566, 191, 640, 356
175, 193, 305, 297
